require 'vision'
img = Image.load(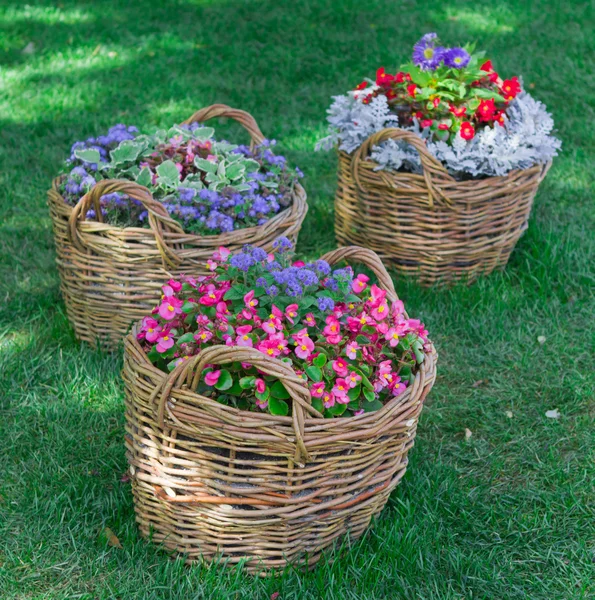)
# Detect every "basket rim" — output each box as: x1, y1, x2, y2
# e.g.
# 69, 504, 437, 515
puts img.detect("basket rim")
48, 175, 308, 244
125, 320, 437, 431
